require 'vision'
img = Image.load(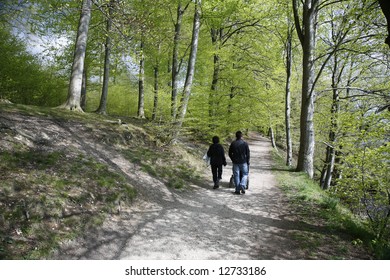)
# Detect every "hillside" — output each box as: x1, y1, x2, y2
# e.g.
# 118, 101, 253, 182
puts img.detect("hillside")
0, 103, 373, 259
0, 103, 204, 259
